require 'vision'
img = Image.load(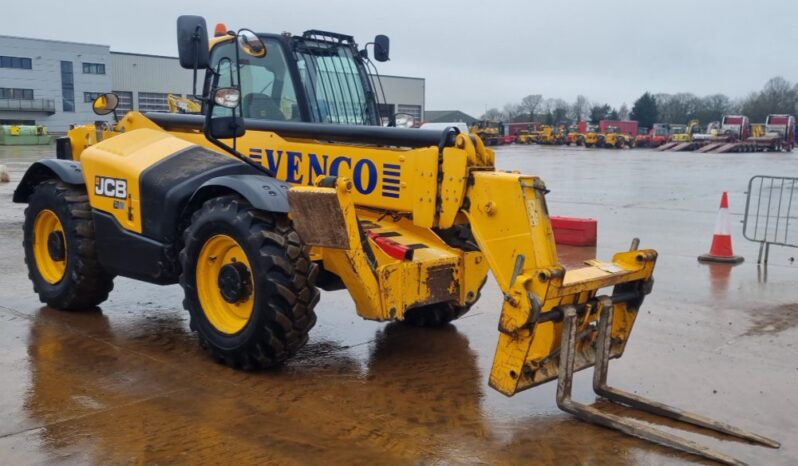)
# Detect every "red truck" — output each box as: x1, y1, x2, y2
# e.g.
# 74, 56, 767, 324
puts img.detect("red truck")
635, 123, 670, 148
599, 120, 638, 137
746, 114, 796, 152
719, 115, 751, 141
